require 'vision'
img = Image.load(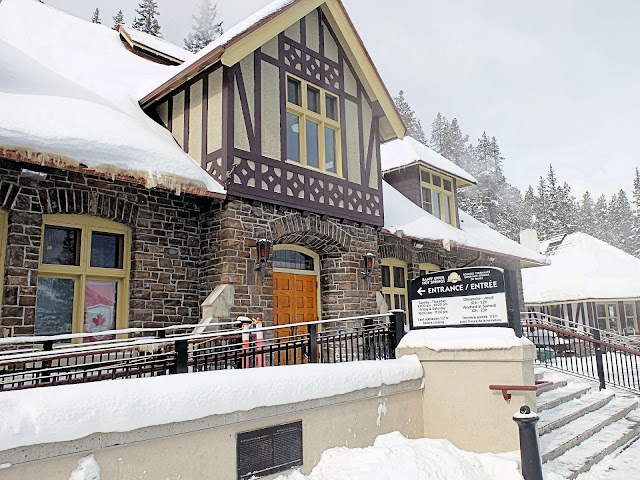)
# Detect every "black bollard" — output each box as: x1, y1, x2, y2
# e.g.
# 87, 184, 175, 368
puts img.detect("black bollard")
513, 405, 543, 480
